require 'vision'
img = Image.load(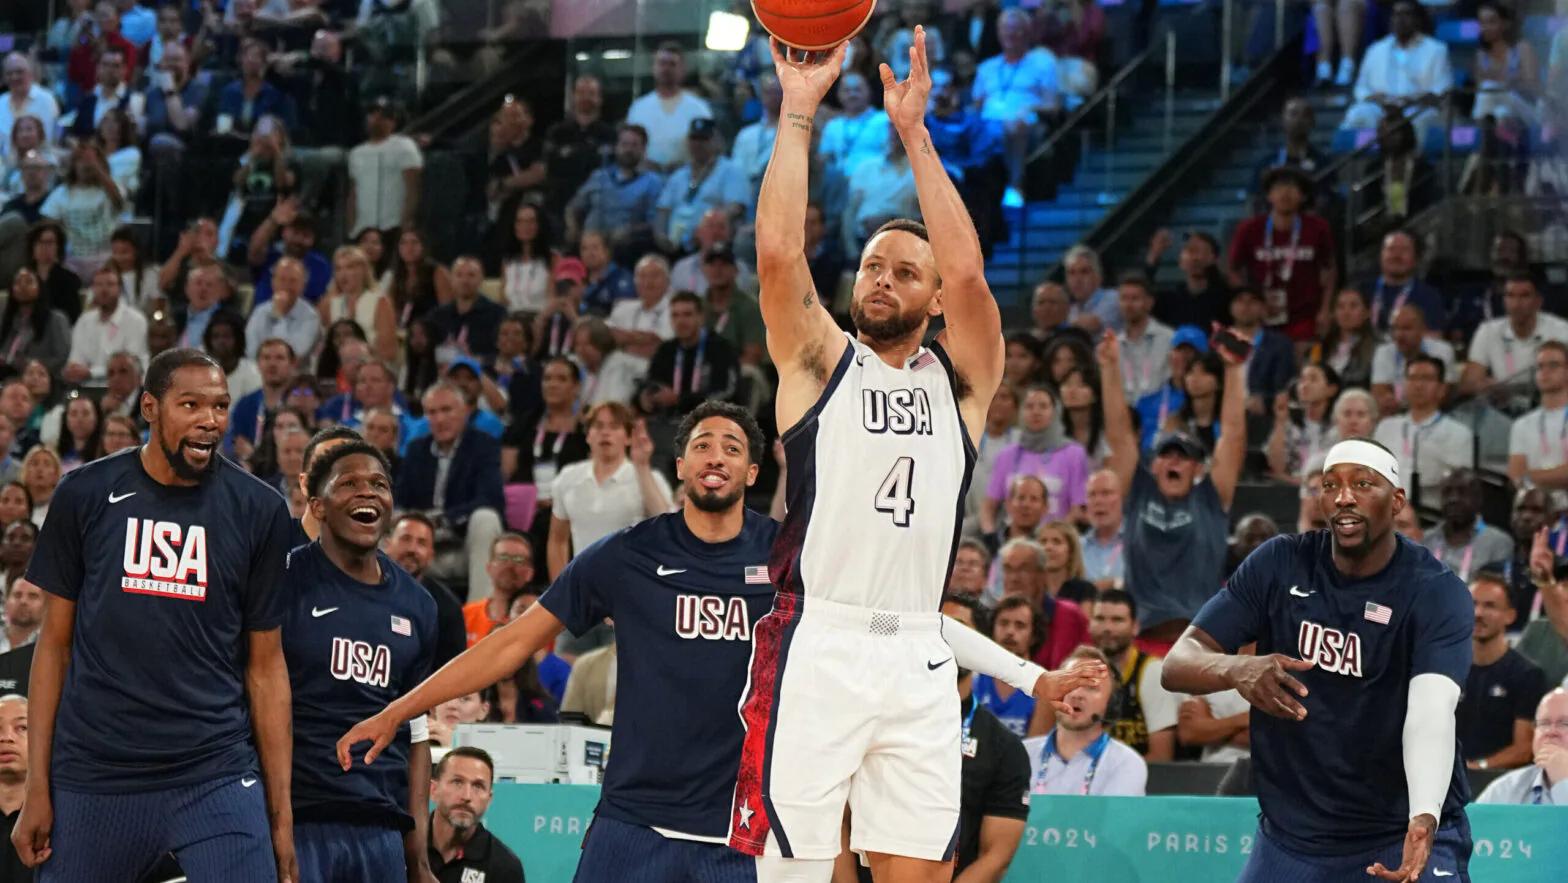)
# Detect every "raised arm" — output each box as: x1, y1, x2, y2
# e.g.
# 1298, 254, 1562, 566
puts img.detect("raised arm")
1095, 333, 1138, 495
1210, 338, 1249, 510
757, 40, 848, 398
886, 27, 1004, 423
